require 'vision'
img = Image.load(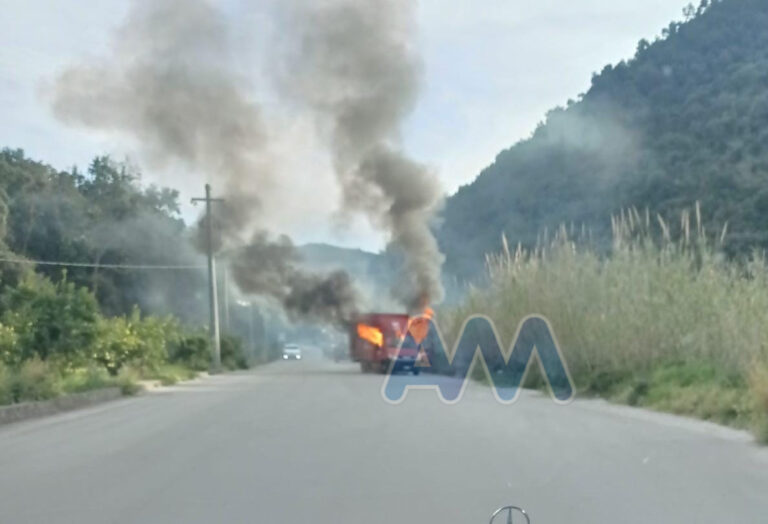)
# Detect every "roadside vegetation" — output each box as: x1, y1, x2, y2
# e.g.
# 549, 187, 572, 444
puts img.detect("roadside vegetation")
0, 150, 252, 408
442, 206, 768, 443
0, 270, 249, 406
